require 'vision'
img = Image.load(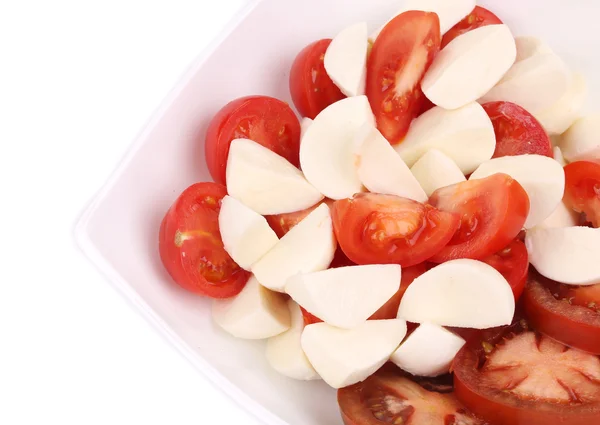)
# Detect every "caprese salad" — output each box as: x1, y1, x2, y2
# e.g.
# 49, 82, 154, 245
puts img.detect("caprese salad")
158, 1, 600, 424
